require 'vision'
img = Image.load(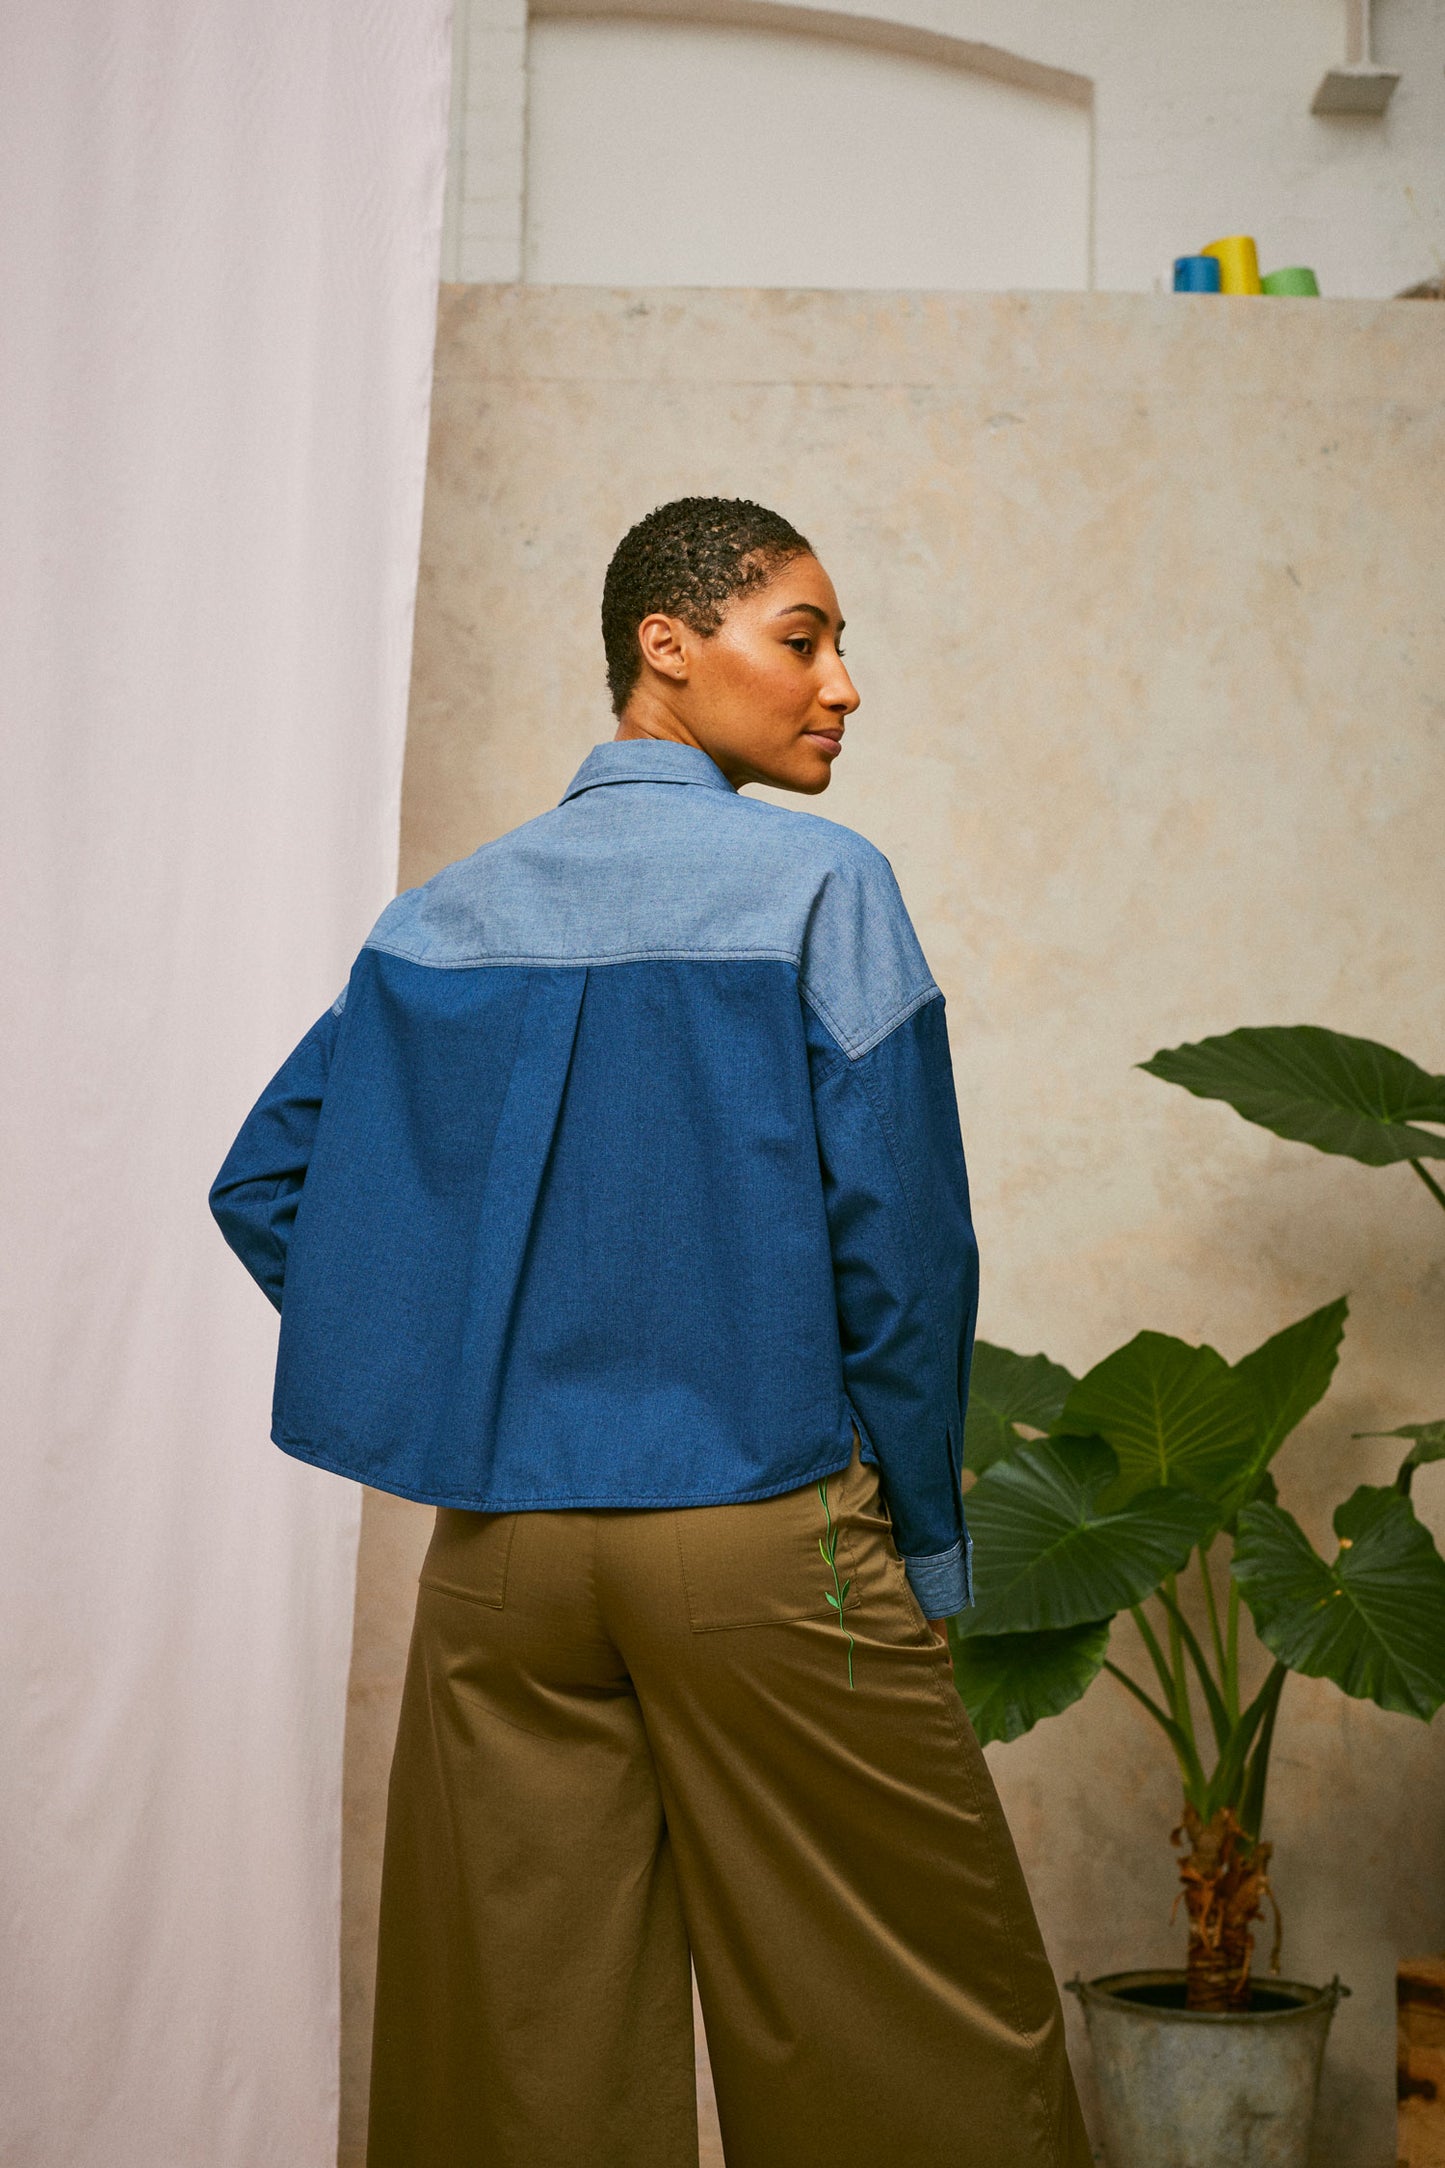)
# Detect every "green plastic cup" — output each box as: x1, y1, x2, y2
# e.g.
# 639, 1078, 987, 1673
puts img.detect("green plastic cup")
1261, 266, 1320, 296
